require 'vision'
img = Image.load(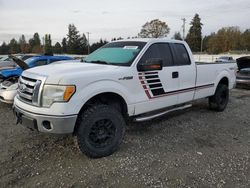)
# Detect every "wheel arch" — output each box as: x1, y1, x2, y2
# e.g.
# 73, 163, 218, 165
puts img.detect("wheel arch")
218, 76, 229, 87
73, 91, 129, 135
214, 70, 230, 90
